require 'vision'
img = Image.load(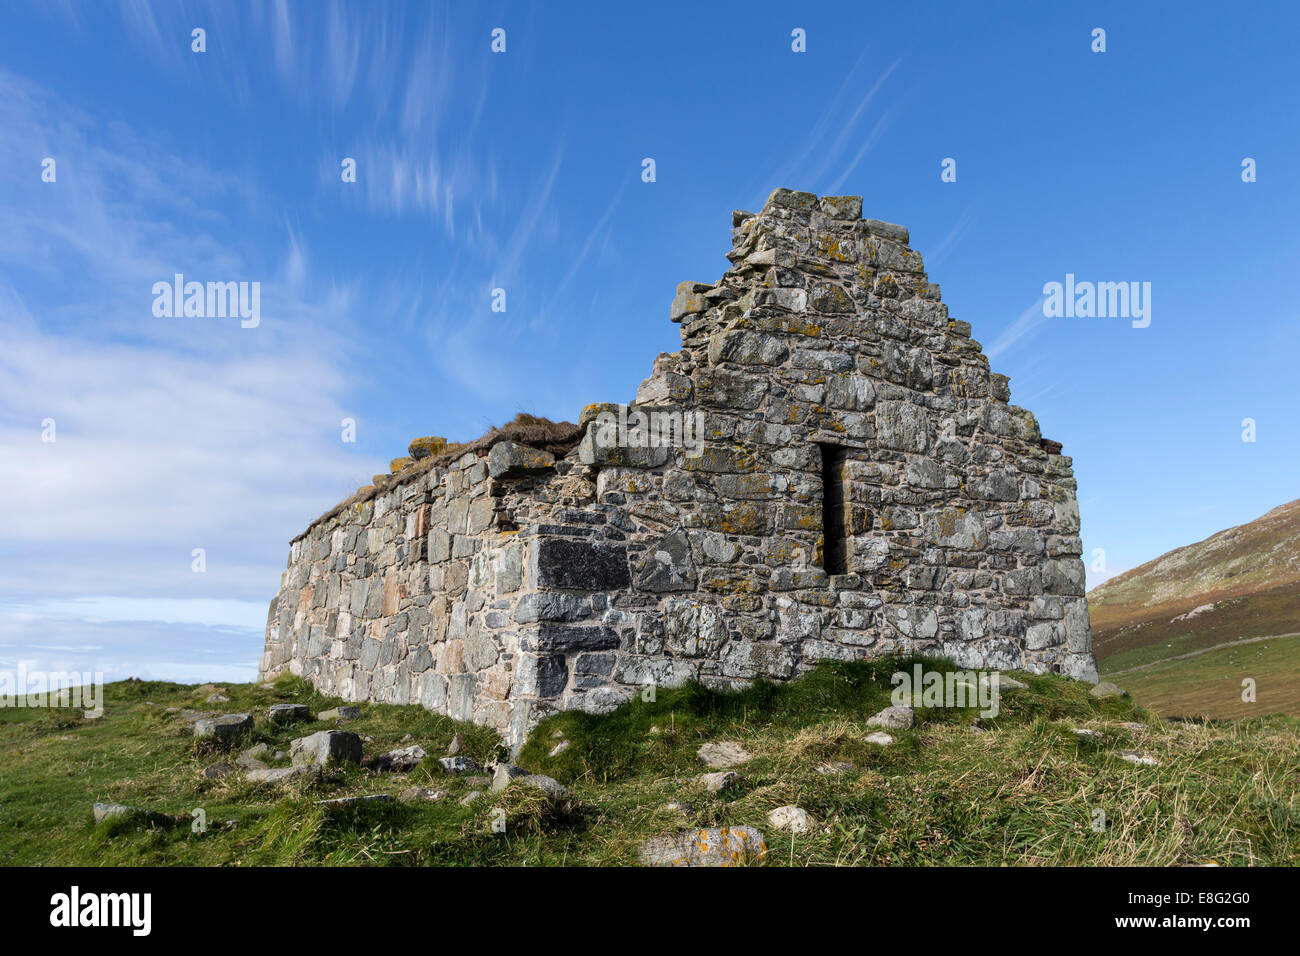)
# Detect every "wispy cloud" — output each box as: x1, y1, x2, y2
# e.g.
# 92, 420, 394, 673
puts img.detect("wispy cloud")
984, 297, 1050, 361
759, 54, 902, 200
